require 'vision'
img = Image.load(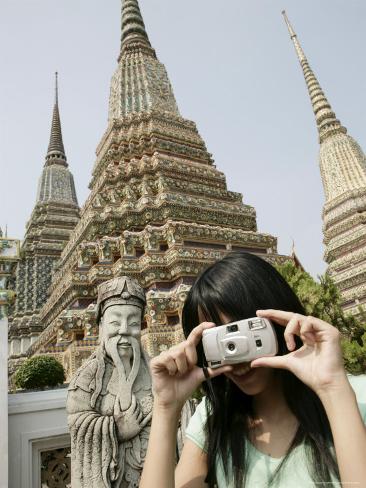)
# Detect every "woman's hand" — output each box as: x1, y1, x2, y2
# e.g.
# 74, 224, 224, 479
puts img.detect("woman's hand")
250, 310, 348, 396
150, 322, 232, 412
